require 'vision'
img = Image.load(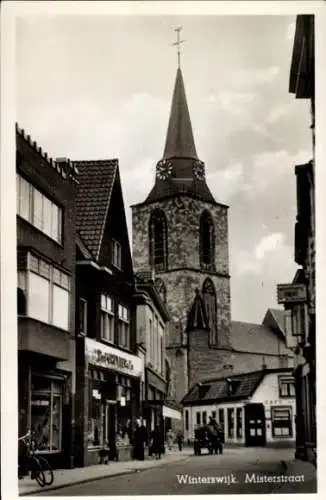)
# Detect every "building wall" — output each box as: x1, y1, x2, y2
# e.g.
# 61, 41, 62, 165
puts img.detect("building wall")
251, 373, 296, 444
132, 196, 231, 347
16, 129, 77, 468
188, 328, 291, 391
184, 373, 296, 446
